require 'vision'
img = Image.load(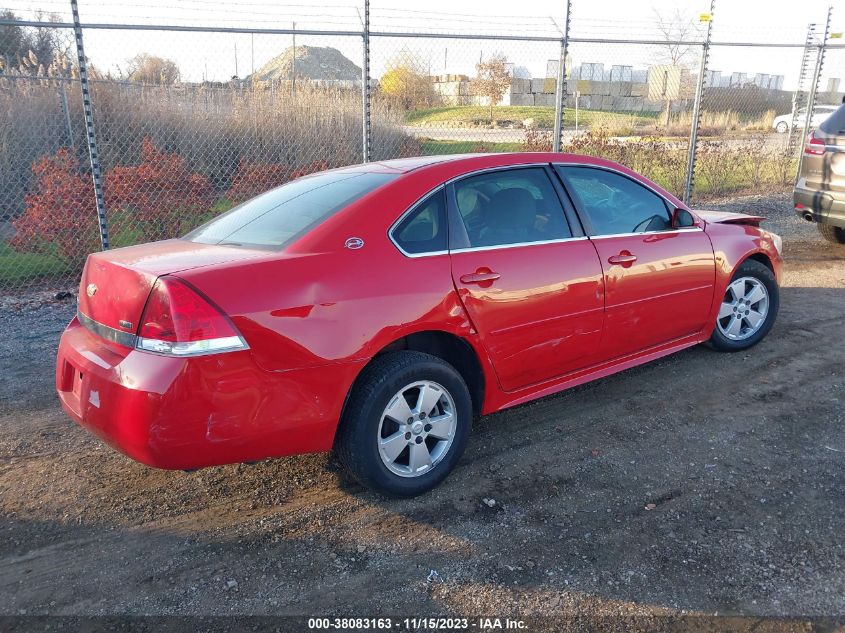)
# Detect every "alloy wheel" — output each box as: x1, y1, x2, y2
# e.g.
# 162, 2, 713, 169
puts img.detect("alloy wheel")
716, 276, 770, 341
377, 380, 457, 478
